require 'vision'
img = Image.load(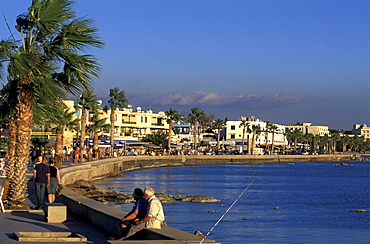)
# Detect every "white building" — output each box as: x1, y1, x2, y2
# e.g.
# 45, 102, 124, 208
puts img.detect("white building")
222, 116, 288, 151
352, 123, 370, 139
